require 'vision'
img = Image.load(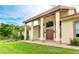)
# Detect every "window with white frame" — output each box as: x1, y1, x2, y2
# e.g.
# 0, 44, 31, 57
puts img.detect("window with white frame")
75, 22, 79, 37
